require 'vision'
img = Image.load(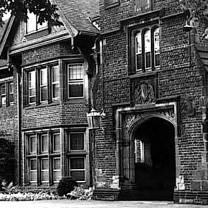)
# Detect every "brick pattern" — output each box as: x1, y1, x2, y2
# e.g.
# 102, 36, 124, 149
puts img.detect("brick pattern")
22, 42, 73, 65
95, 0, 208, 200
